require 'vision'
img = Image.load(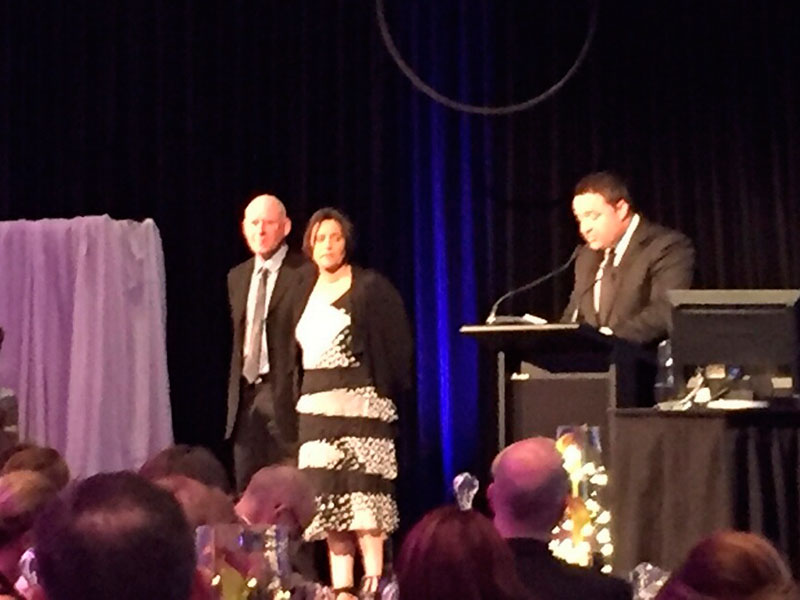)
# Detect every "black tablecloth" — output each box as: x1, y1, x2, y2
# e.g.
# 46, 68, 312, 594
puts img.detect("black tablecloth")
611, 408, 800, 576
